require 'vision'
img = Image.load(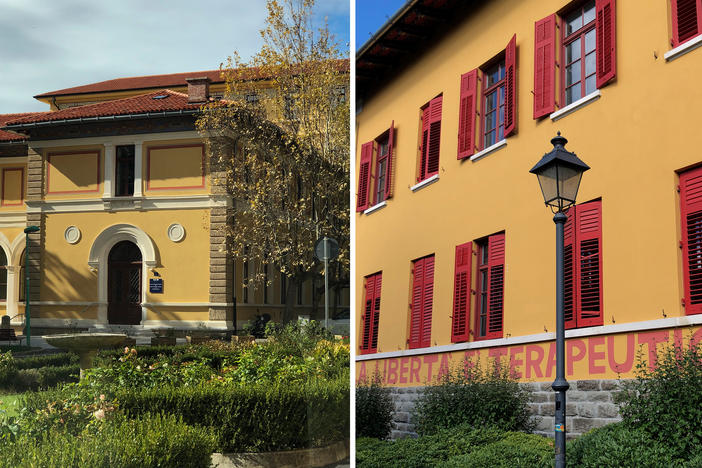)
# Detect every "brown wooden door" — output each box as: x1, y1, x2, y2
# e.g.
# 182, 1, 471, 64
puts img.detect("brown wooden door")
107, 241, 142, 325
